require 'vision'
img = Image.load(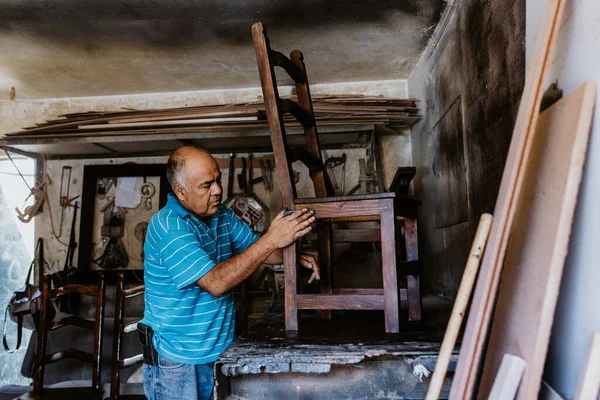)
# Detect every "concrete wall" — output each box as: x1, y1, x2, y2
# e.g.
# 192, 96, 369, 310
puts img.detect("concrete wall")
407, 0, 525, 297
524, 0, 600, 398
